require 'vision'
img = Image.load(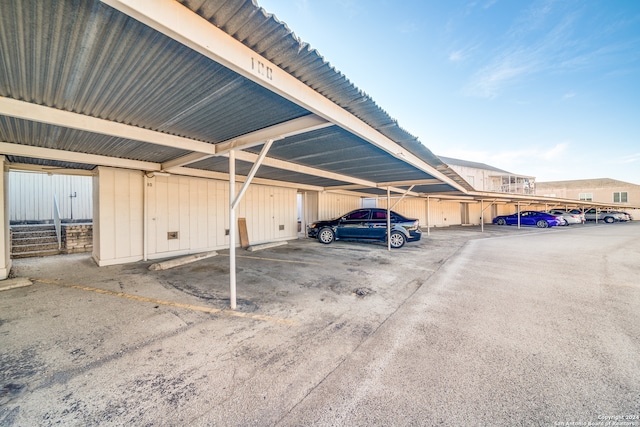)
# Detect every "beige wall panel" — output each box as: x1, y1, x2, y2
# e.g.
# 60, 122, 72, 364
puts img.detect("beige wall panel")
496, 204, 514, 216
214, 180, 228, 247
447, 165, 488, 191
379, 198, 427, 225
301, 191, 319, 235
536, 181, 640, 205
92, 174, 101, 261
239, 185, 297, 244
1, 159, 11, 279
467, 202, 482, 225
145, 175, 297, 259
317, 192, 361, 220
190, 179, 209, 250
428, 201, 462, 227
178, 177, 191, 252
93, 167, 143, 266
